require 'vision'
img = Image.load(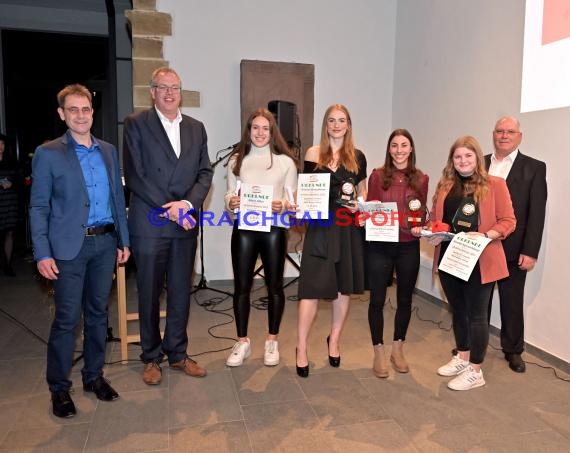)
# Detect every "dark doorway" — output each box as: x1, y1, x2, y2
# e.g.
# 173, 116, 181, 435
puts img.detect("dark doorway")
1, 29, 110, 254
1, 29, 109, 163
